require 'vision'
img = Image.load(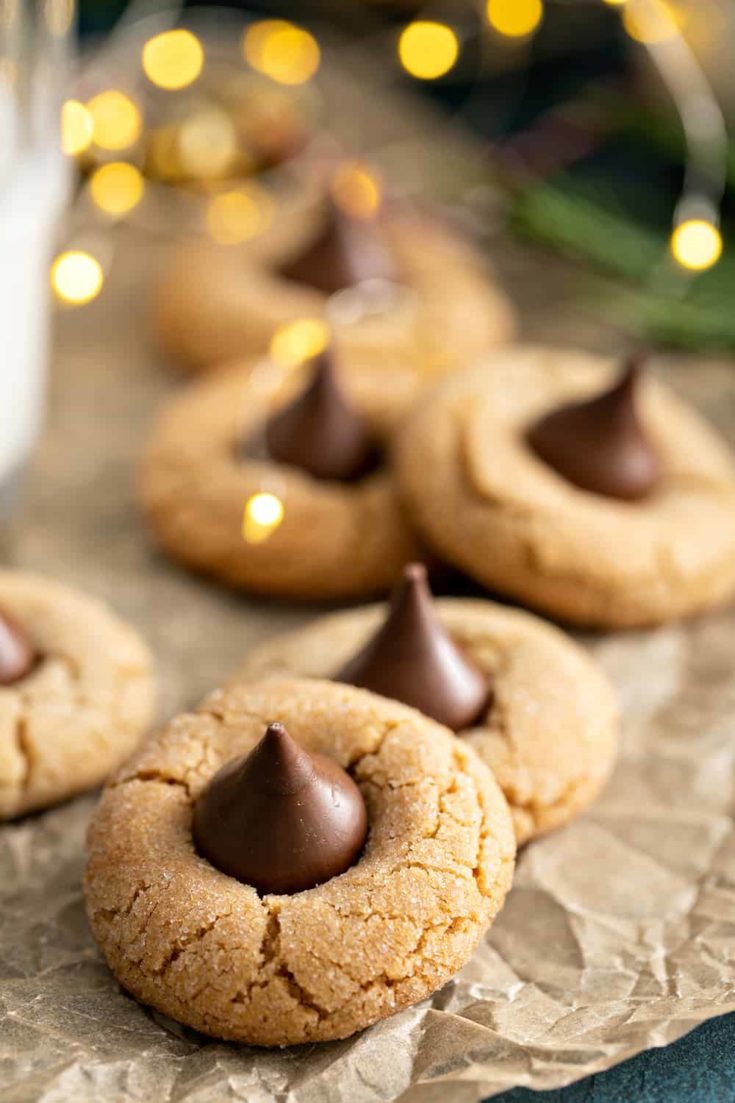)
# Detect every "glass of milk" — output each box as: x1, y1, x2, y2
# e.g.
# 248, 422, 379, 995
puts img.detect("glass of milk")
0, 0, 71, 520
